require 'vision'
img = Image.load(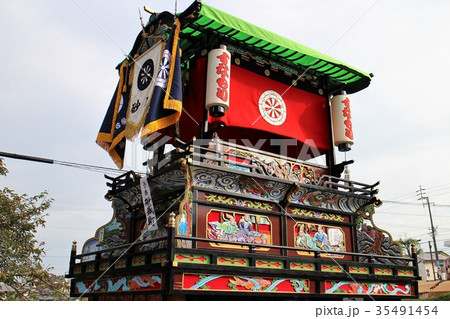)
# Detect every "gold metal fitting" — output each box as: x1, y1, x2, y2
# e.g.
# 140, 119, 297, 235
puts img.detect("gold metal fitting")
411, 243, 417, 255
168, 212, 176, 228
